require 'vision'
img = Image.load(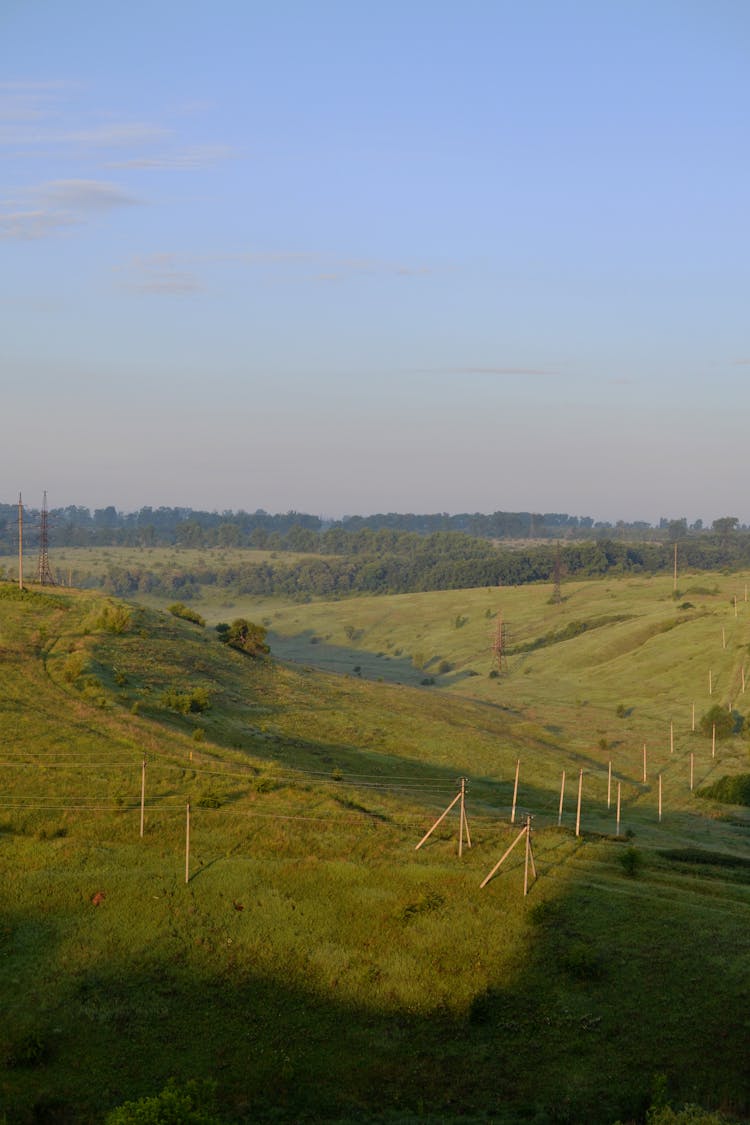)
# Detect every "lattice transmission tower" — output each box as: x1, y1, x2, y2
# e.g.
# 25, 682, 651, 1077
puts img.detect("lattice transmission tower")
36, 491, 55, 585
